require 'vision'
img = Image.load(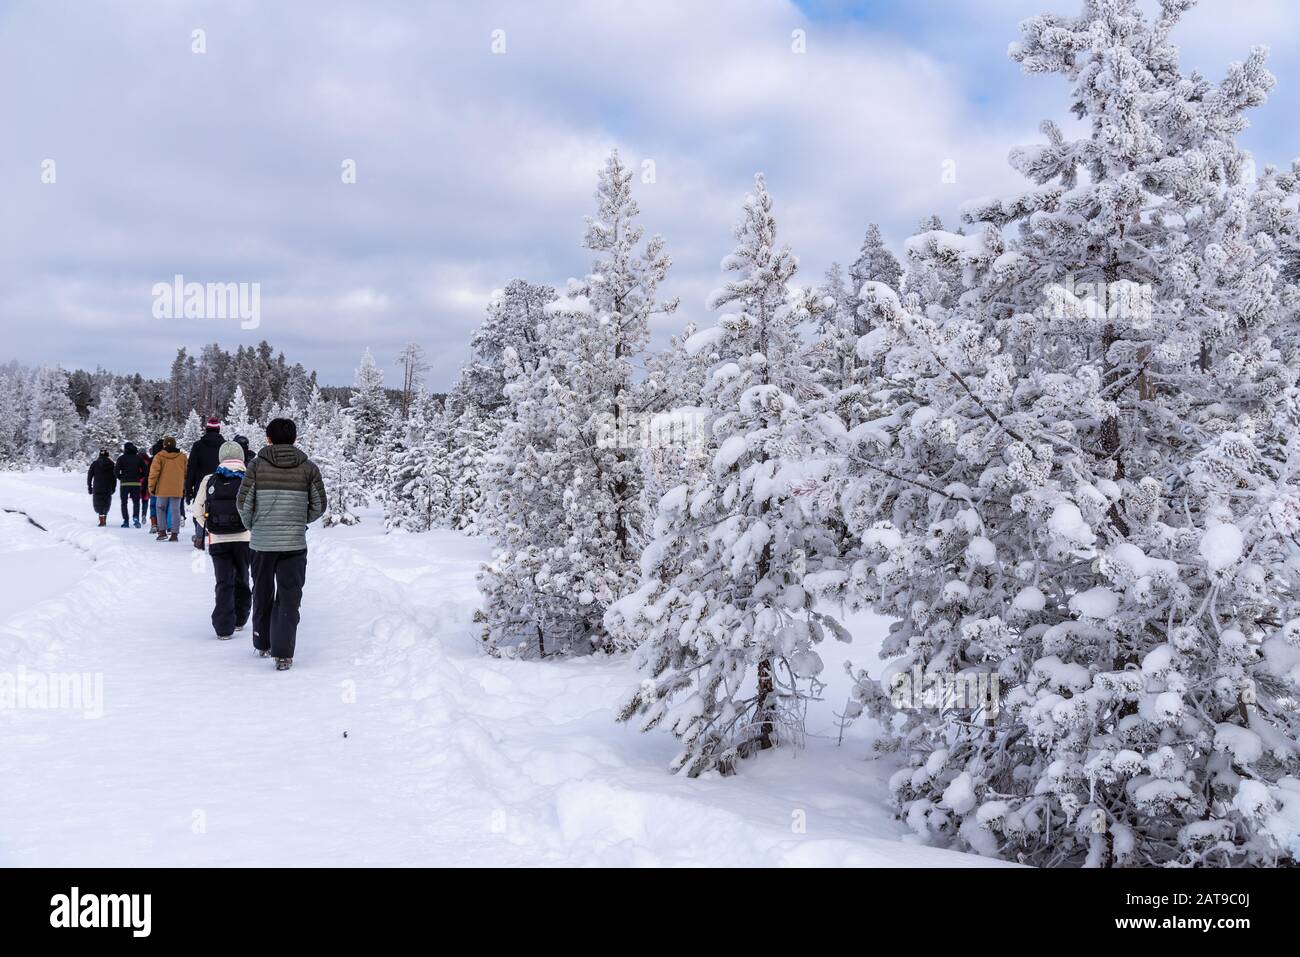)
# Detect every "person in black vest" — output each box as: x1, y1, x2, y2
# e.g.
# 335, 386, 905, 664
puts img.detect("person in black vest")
186, 417, 226, 549
114, 442, 148, 527
86, 448, 116, 526
191, 441, 252, 639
